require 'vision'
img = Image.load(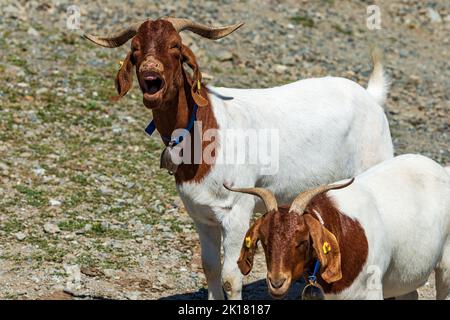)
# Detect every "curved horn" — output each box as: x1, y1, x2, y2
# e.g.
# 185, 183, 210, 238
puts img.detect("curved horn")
224, 184, 278, 213
164, 17, 244, 40
289, 178, 355, 215
84, 21, 146, 48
